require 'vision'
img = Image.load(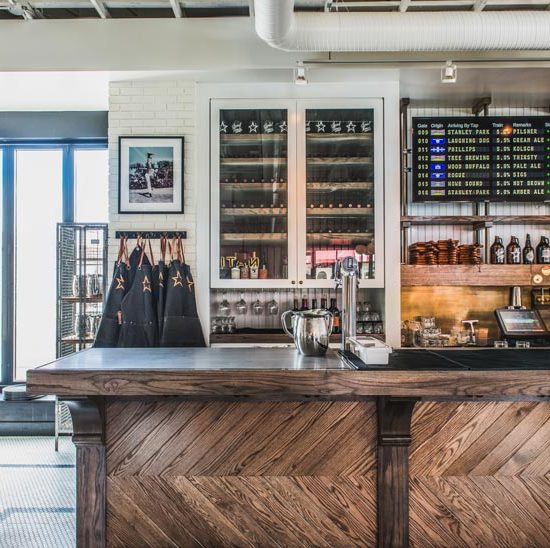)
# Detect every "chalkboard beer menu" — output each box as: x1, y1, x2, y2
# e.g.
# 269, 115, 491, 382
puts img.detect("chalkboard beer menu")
412, 117, 550, 202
